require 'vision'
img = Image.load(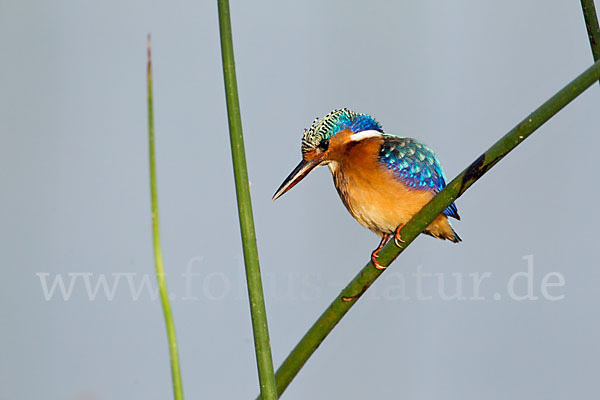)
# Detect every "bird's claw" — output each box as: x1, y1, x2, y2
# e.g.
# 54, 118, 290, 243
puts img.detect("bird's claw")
371, 251, 386, 270
370, 233, 390, 270
394, 224, 406, 247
